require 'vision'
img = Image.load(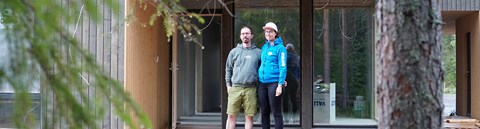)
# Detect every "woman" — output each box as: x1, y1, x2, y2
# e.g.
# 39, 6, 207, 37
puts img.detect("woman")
258, 22, 287, 129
